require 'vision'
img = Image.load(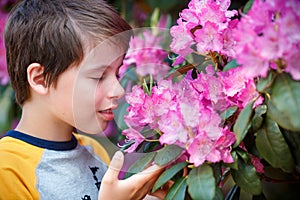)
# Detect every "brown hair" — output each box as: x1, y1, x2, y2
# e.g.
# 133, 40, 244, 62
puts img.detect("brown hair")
4, 0, 132, 105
